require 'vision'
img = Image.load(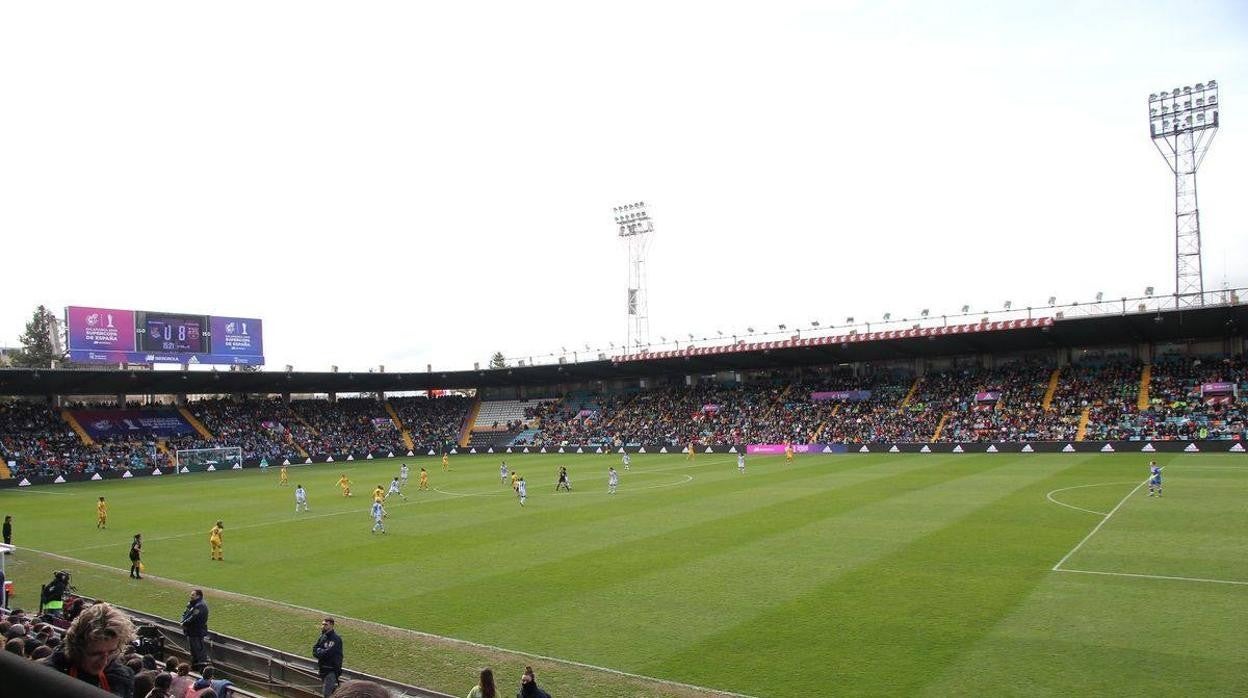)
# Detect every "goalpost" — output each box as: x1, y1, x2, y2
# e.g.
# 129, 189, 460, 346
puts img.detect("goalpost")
175, 446, 243, 472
